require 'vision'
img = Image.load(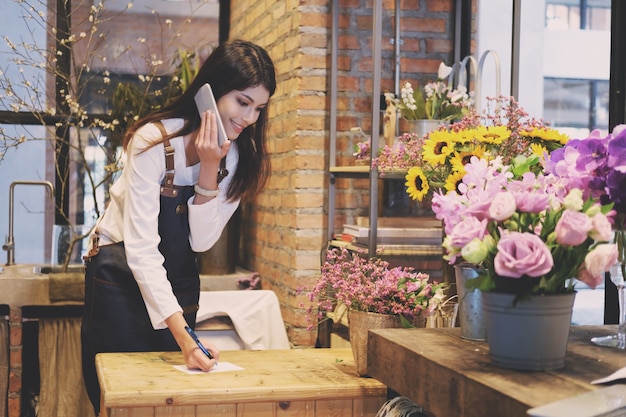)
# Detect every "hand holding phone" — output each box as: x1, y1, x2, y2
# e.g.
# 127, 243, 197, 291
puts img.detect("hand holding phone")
194, 83, 228, 147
